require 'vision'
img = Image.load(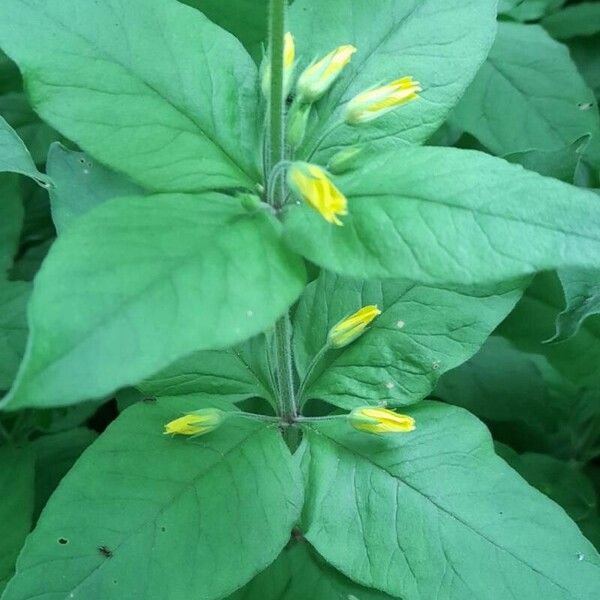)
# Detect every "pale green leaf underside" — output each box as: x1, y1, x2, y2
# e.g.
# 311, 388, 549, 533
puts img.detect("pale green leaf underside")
47, 143, 143, 234
451, 22, 599, 158
284, 146, 600, 285
503, 136, 587, 183
2, 194, 305, 410
499, 272, 600, 388
231, 542, 394, 600
291, 0, 497, 163
0, 446, 34, 592
302, 402, 600, 599
552, 267, 600, 342
3, 399, 303, 600
0, 0, 262, 193
0, 92, 60, 165
140, 334, 274, 406
0, 114, 48, 184
293, 271, 524, 409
